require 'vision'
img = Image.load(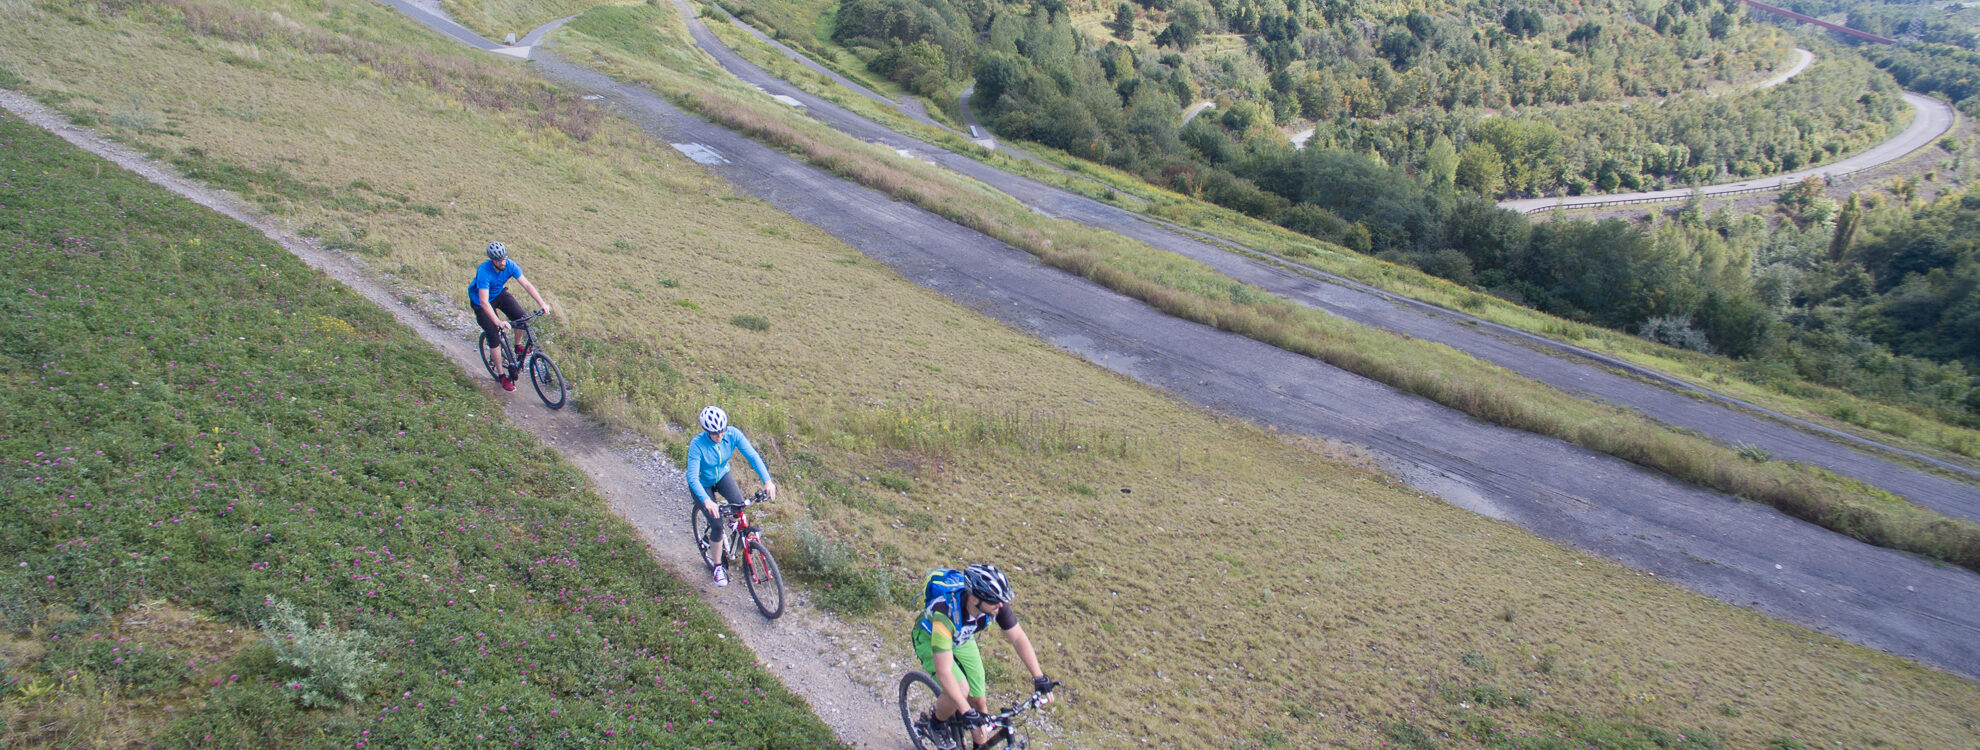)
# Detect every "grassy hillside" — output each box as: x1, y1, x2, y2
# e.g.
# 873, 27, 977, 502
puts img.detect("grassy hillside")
0, 113, 839, 747
3, 0, 1979, 747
